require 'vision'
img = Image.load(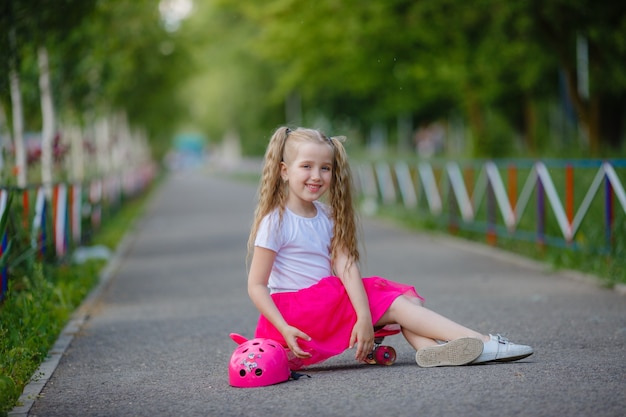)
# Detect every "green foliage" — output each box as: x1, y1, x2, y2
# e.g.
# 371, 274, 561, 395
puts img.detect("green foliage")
177, 0, 626, 157
0, 261, 103, 415
87, 0, 194, 149
175, 1, 284, 151
4, 0, 624, 158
